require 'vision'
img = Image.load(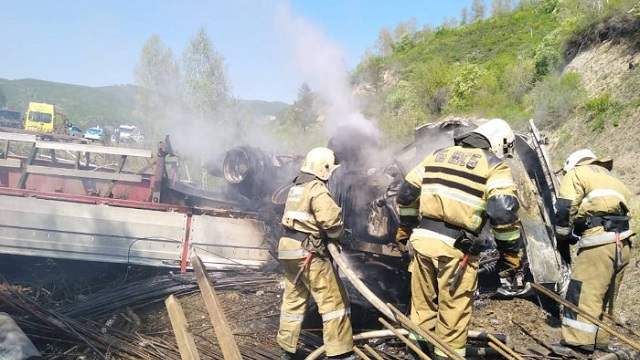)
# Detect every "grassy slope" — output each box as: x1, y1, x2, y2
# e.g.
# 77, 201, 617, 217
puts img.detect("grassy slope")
393, 6, 556, 70
0, 78, 288, 128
